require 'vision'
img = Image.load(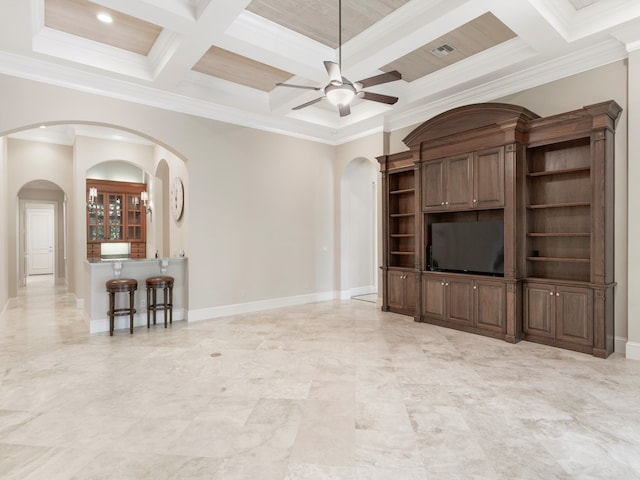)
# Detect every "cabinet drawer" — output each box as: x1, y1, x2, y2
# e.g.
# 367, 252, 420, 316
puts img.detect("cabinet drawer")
87, 243, 101, 258
130, 243, 146, 258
